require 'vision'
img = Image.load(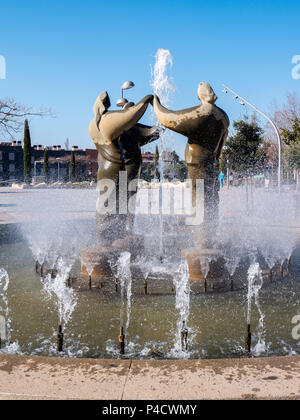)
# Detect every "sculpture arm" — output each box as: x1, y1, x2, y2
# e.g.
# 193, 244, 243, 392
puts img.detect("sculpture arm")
129, 124, 160, 147
214, 128, 228, 159
153, 95, 201, 136
214, 110, 230, 159
99, 95, 153, 143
